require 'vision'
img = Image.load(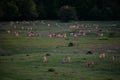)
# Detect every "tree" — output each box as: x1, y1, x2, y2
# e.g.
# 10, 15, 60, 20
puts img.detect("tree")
35, 0, 60, 19
16, 0, 38, 20
4, 2, 19, 20
58, 5, 77, 22
0, 0, 120, 21
0, 0, 19, 20
0, 2, 4, 18
35, 0, 46, 19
